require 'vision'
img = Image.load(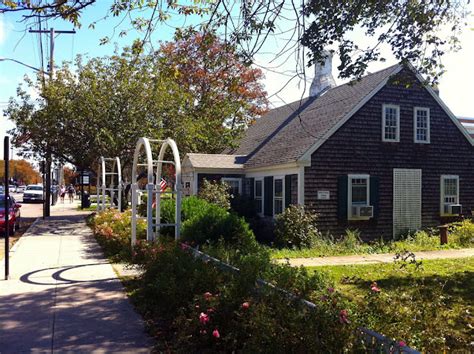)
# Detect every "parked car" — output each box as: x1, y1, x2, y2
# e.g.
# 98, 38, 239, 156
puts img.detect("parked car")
17, 185, 26, 193
23, 184, 44, 203
0, 195, 21, 235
